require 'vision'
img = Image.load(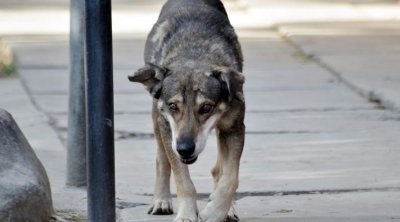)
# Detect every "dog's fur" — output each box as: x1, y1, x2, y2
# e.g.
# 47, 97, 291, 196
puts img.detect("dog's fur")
128, 0, 245, 221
